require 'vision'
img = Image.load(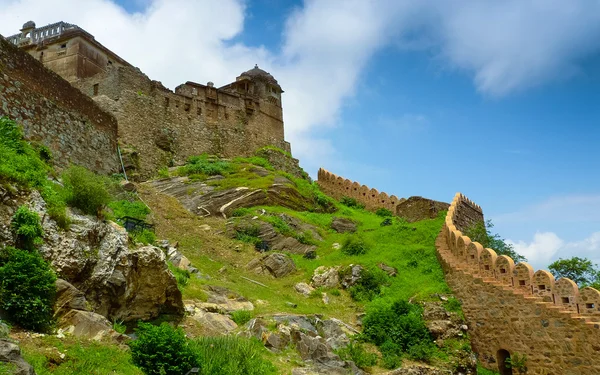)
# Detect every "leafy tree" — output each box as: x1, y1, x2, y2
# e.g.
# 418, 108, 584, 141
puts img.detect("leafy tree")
464, 219, 526, 263
548, 257, 600, 287
11, 205, 44, 250
62, 165, 111, 216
